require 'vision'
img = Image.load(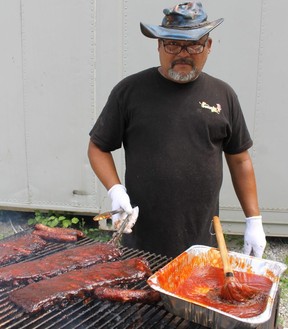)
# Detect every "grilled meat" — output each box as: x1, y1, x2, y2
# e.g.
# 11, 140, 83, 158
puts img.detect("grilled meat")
0, 242, 121, 285
93, 286, 161, 304
32, 230, 78, 242
9, 257, 152, 313
33, 224, 86, 242
0, 233, 47, 266
34, 223, 85, 237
